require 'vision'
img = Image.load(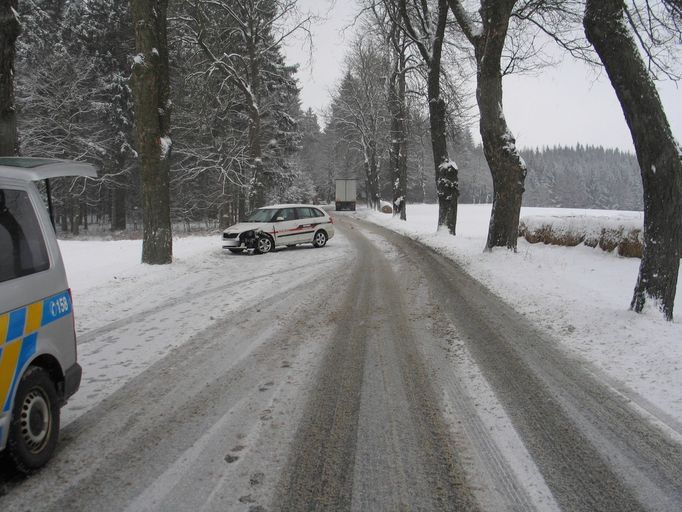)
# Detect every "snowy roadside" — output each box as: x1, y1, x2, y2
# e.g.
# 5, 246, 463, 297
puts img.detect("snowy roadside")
58, 234, 351, 426
355, 204, 682, 427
